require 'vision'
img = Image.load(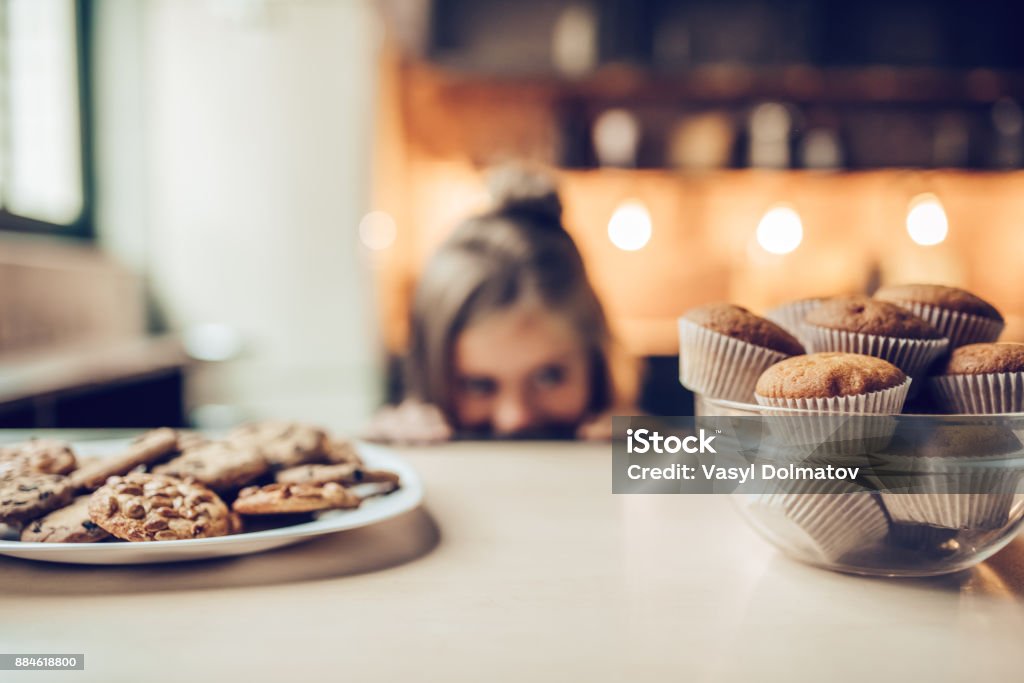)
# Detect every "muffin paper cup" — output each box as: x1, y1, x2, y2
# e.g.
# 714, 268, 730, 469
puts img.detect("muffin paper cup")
889, 301, 1003, 349
867, 456, 1024, 531
746, 480, 890, 563
931, 372, 1024, 415
754, 379, 910, 456
802, 325, 949, 378
766, 299, 823, 348
678, 319, 791, 403
886, 522, 959, 551
755, 377, 911, 414
877, 490, 1020, 531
